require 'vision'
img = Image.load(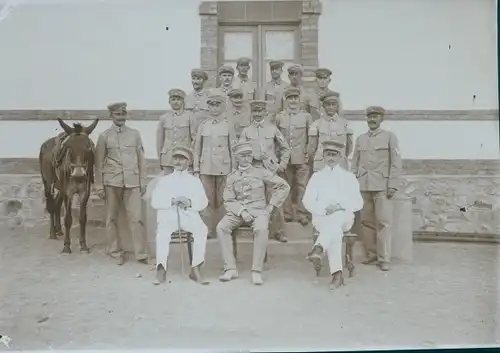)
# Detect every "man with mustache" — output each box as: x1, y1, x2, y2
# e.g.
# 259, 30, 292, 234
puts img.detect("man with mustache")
284, 64, 320, 122
151, 145, 209, 285
185, 69, 212, 141
264, 60, 290, 121
351, 106, 402, 271
308, 91, 353, 171
216, 141, 290, 285
94, 102, 148, 266
211, 65, 235, 105
314, 68, 336, 117
276, 86, 313, 226
239, 100, 290, 242
193, 94, 238, 239
303, 140, 363, 290
156, 89, 193, 174
226, 88, 251, 140
232, 57, 256, 101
